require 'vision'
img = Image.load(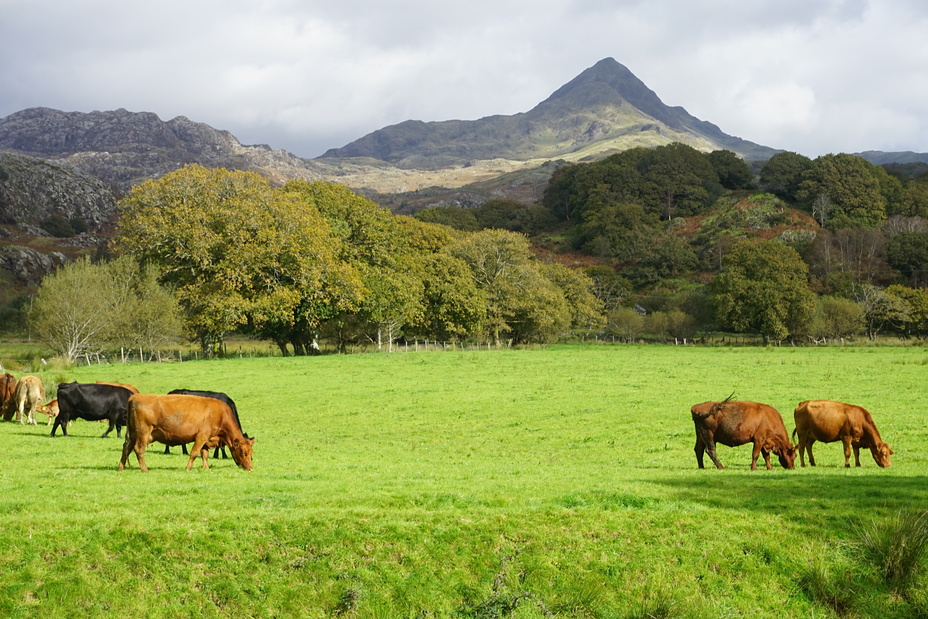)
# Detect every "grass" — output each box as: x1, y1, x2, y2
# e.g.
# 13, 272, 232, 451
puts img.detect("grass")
2, 344, 928, 617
